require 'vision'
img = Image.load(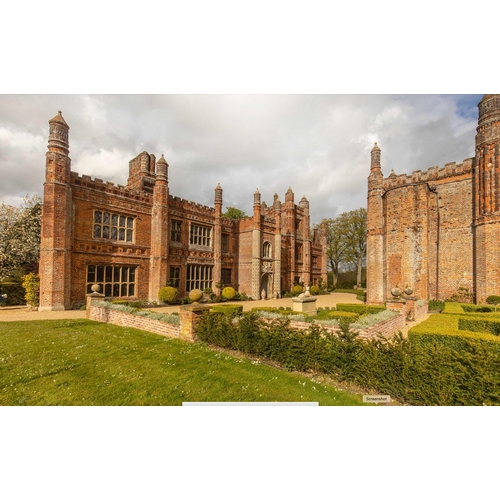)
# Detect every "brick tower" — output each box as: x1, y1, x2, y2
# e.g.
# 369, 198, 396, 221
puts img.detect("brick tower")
366, 143, 385, 304
39, 111, 72, 311
474, 94, 500, 303
252, 189, 262, 299
148, 154, 169, 302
